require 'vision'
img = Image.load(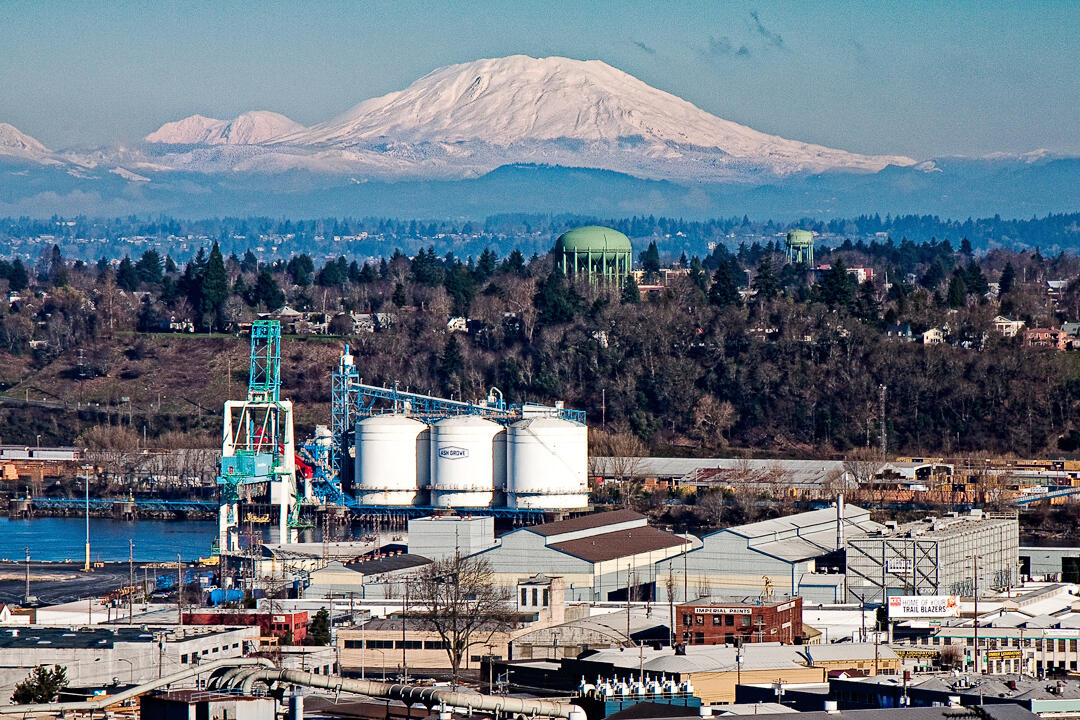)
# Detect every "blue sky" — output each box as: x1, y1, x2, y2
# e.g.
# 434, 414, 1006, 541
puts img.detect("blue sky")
2, 1, 1077, 159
